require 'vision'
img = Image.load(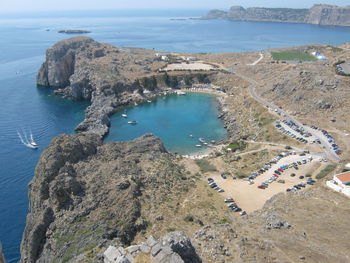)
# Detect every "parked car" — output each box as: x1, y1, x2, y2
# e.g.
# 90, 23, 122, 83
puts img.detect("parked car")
258, 185, 266, 189
224, 197, 234, 203
221, 174, 227, 179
